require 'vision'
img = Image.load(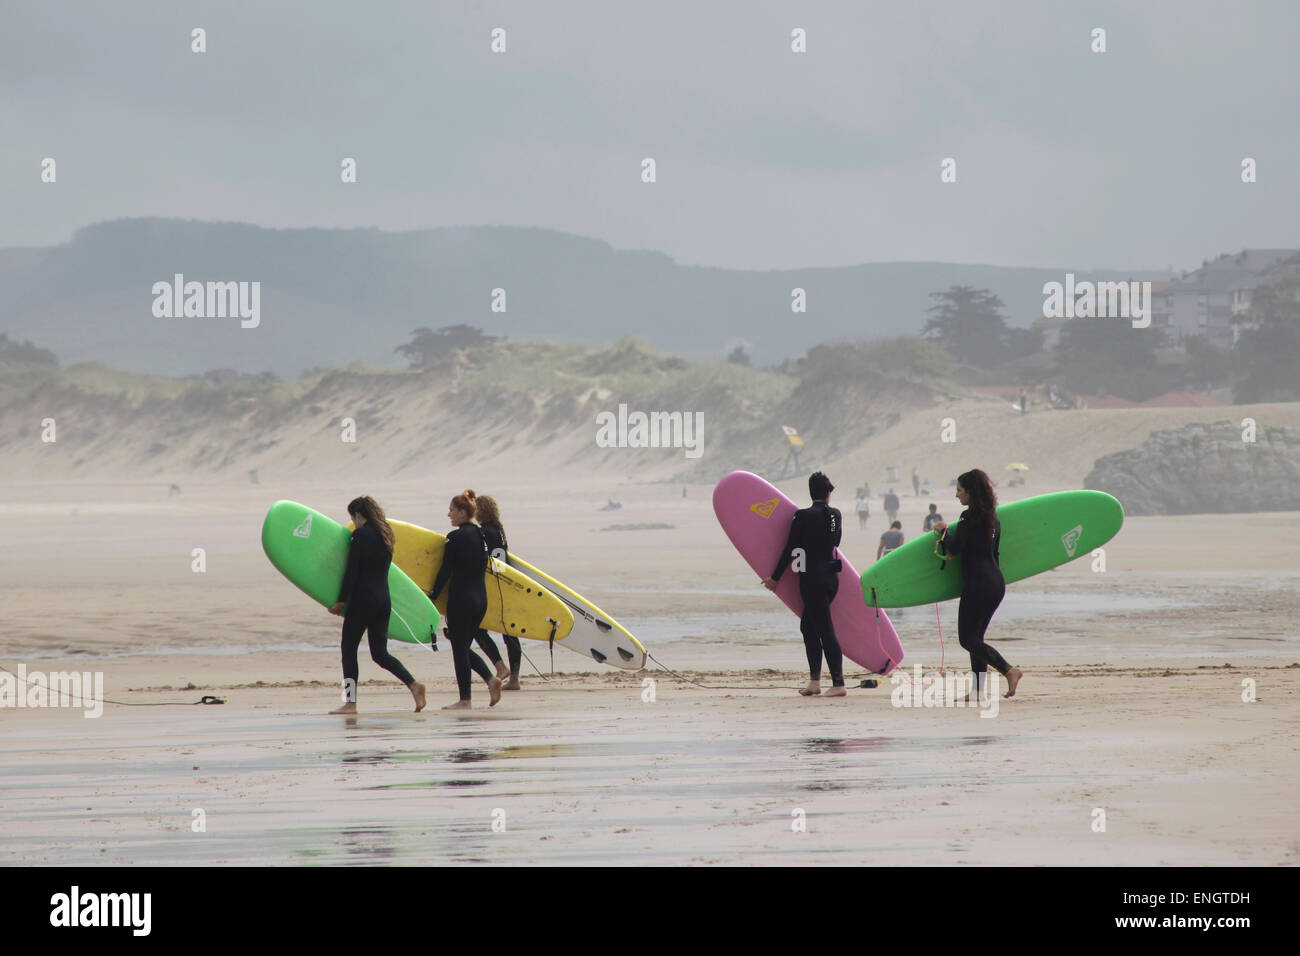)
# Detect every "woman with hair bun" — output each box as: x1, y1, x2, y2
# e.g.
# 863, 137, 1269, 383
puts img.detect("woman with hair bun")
930, 469, 1023, 701
328, 496, 426, 714
429, 489, 502, 709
